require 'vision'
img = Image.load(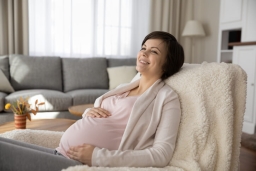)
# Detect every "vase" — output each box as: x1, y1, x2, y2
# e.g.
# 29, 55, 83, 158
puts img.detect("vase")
14, 114, 27, 129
